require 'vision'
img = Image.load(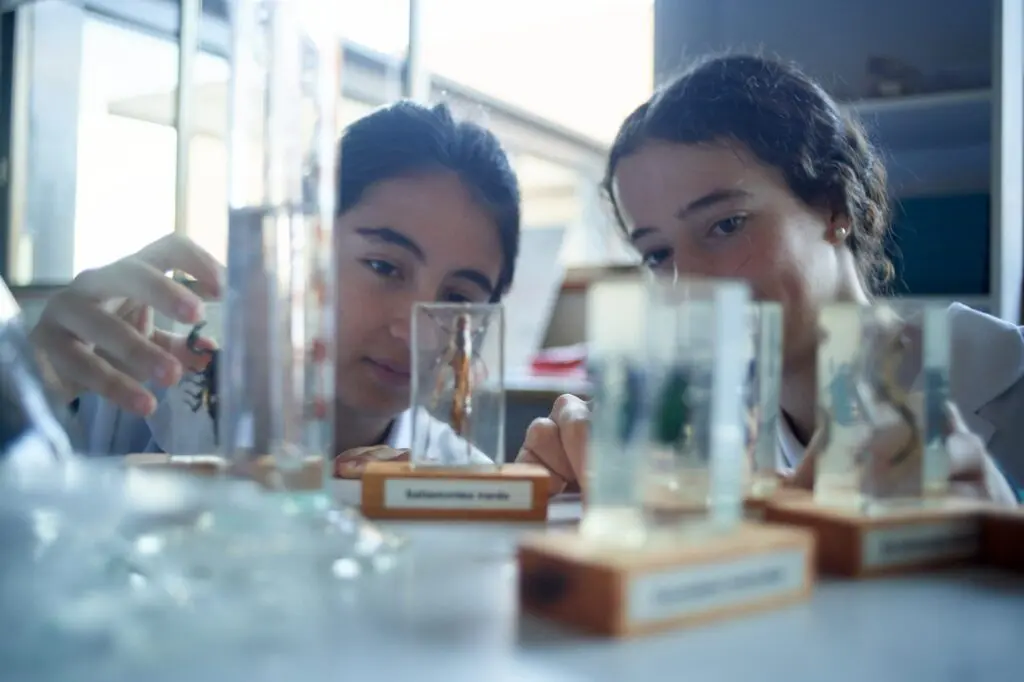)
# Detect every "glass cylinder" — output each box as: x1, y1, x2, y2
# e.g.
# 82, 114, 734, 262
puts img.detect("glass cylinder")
0, 278, 73, 466
745, 302, 784, 498
219, 0, 338, 482
409, 303, 505, 467
643, 278, 749, 536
